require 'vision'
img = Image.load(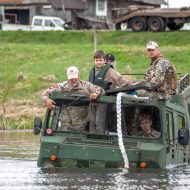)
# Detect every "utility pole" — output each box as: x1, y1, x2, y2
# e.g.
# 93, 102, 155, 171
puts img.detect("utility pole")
93, 29, 97, 52
60, 0, 65, 18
